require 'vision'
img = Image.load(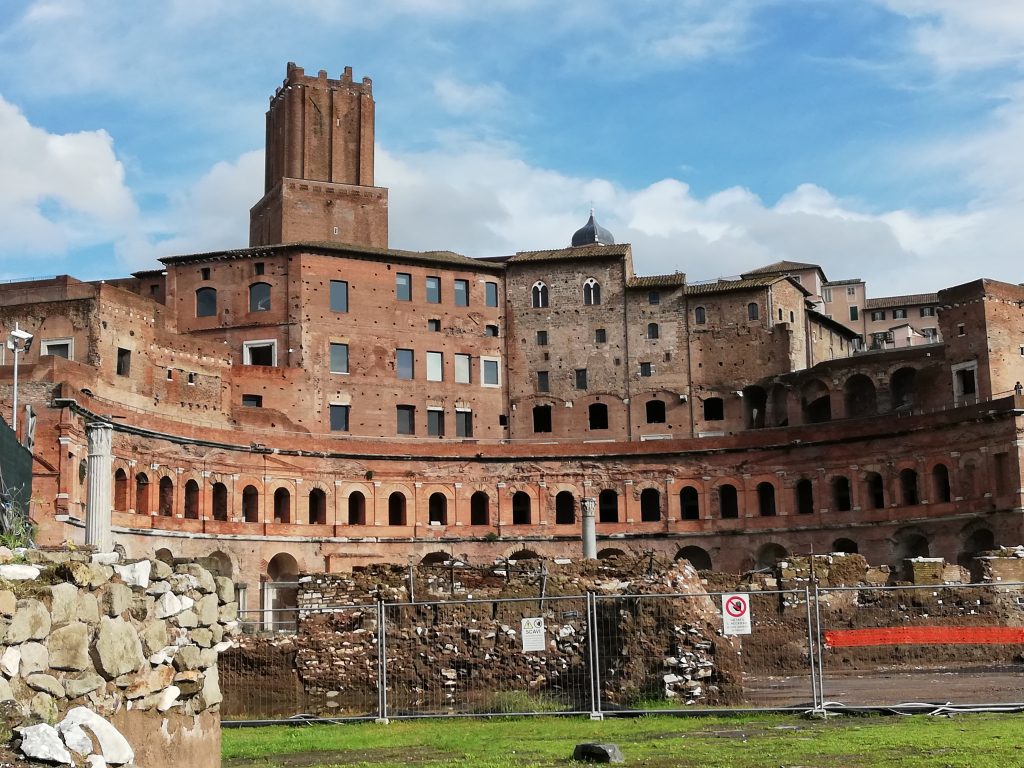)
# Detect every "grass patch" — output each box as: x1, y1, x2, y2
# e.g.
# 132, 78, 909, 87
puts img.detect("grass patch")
223, 712, 1024, 768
